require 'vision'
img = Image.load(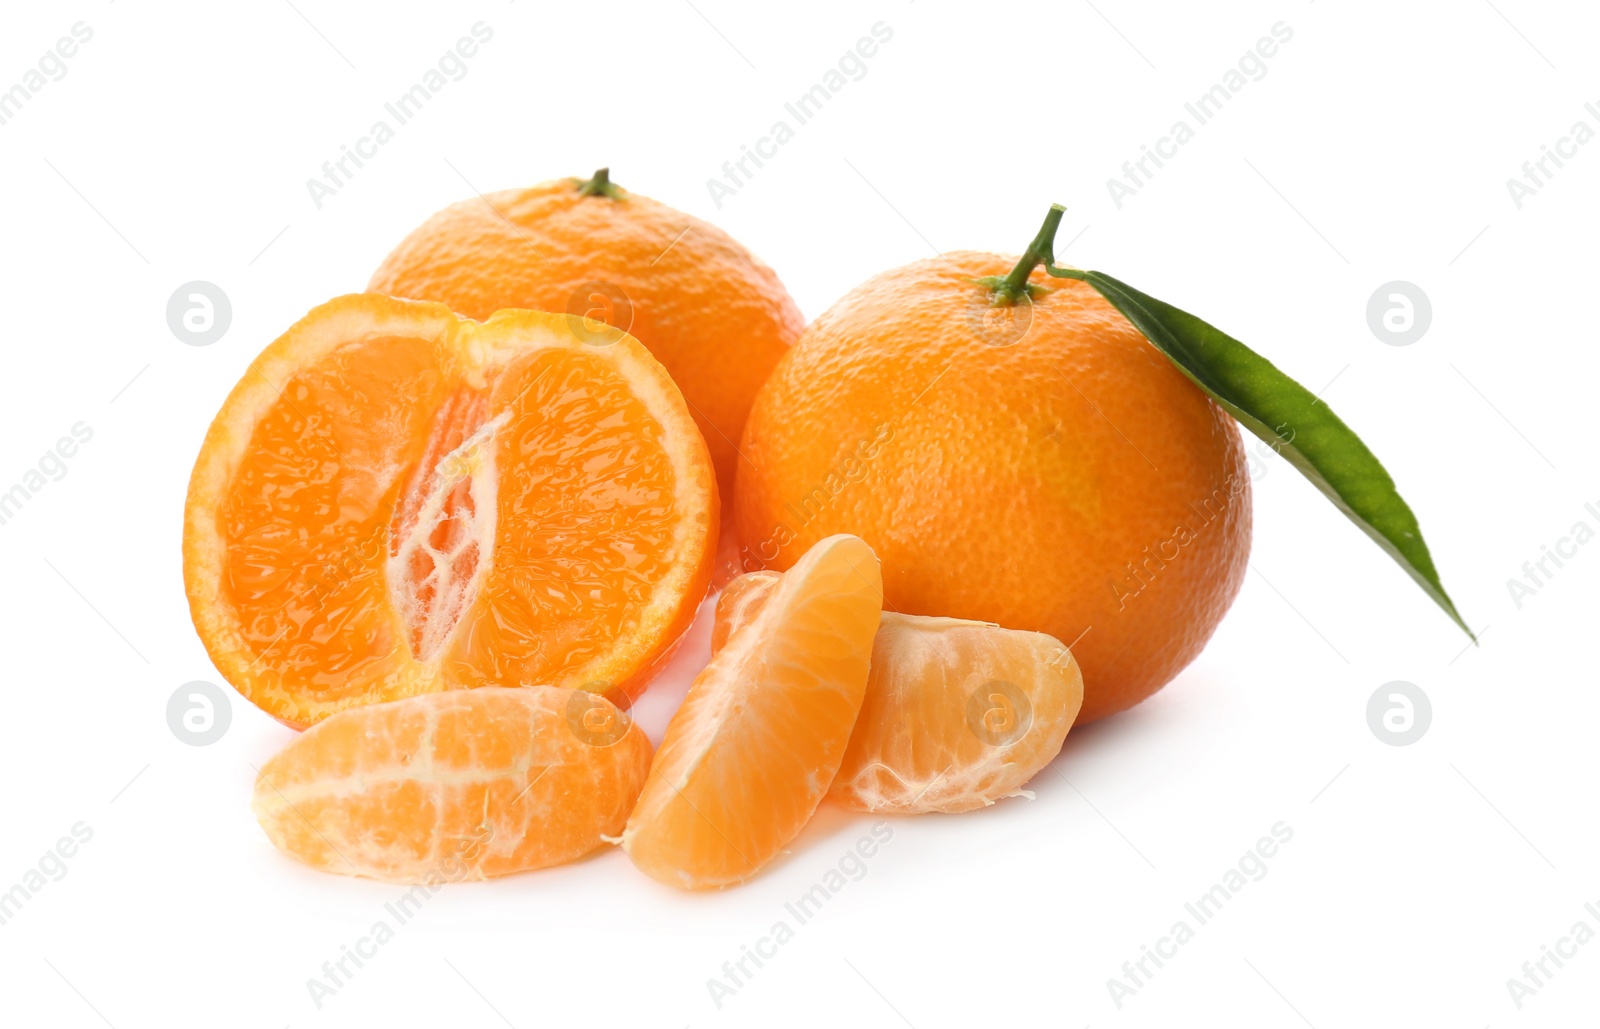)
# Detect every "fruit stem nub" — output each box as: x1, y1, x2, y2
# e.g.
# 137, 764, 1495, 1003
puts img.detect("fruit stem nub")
577, 167, 624, 199
988, 203, 1086, 305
